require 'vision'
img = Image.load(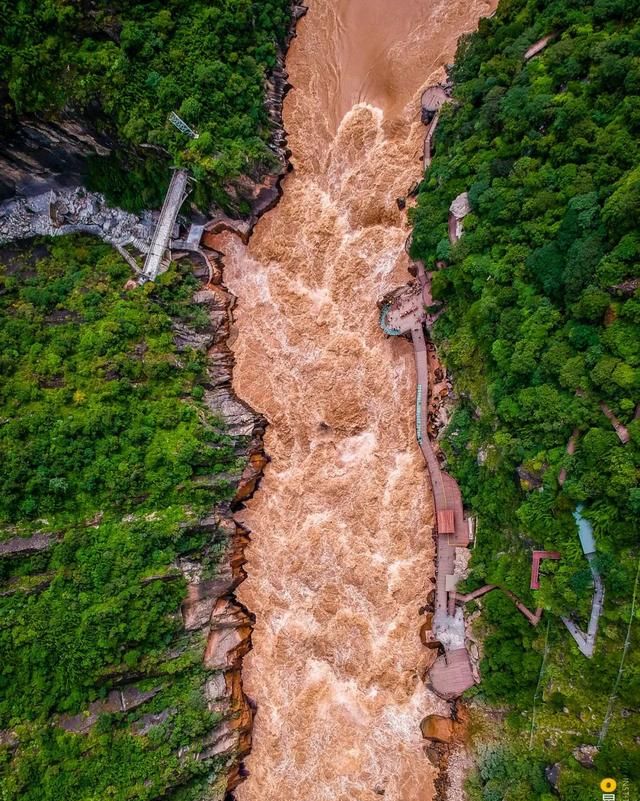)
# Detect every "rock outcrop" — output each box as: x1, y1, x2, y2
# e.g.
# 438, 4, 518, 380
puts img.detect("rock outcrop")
448, 191, 471, 243
171, 17, 311, 785
0, 532, 55, 557
420, 714, 459, 743
0, 185, 153, 250
217, 4, 307, 222
189, 245, 269, 795
58, 686, 161, 734
0, 115, 114, 201
0, 6, 306, 799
